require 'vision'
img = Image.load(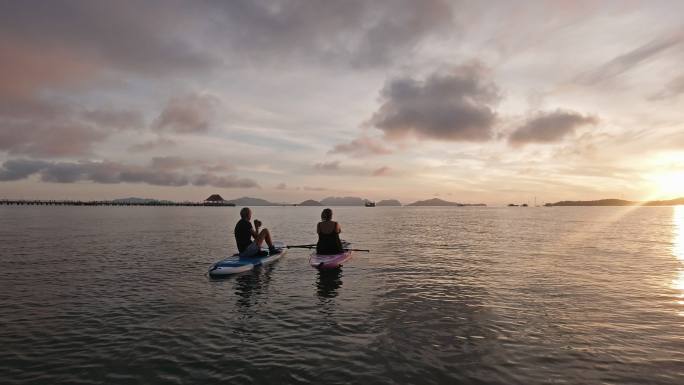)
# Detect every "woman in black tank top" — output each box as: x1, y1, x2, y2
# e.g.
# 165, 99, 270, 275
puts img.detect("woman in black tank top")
316, 208, 343, 255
